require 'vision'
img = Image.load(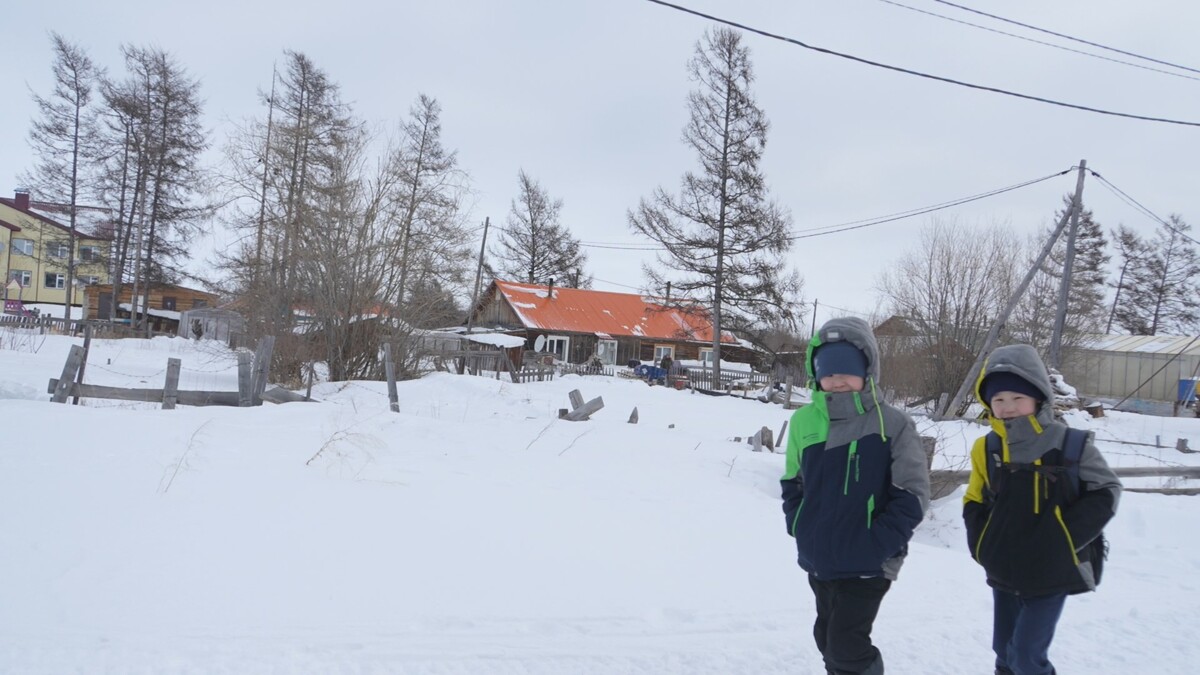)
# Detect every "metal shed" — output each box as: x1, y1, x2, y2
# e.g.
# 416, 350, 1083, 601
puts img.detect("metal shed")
1061, 334, 1200, 402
